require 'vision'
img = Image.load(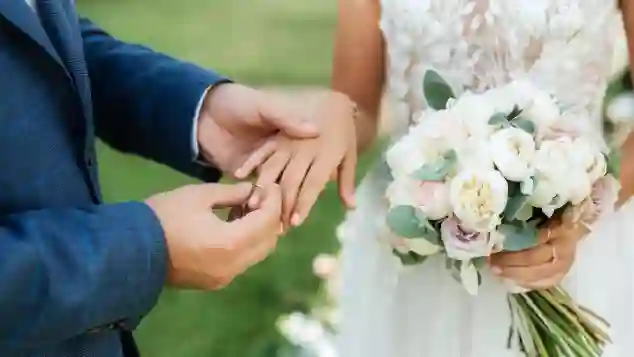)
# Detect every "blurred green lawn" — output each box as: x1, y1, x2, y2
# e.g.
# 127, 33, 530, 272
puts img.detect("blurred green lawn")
76, 1, 367, 356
